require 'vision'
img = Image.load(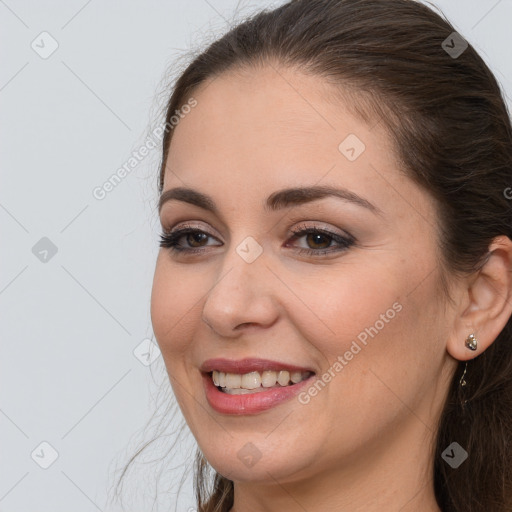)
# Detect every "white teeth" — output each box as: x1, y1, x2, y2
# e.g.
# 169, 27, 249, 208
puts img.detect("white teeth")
277, 370, 290, 386
241, 371, 261, 389
261, 370, 277, 388
211, 369, 312, 392
224, 387, 269, 395
225, 373, 241, 389
290, 371, 303, 384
